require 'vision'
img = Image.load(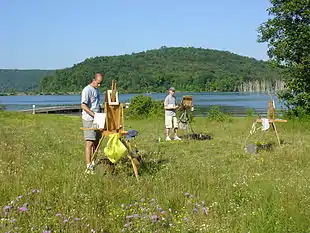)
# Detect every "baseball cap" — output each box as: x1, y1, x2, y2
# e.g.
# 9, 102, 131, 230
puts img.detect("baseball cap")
169, 87, 175, 91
